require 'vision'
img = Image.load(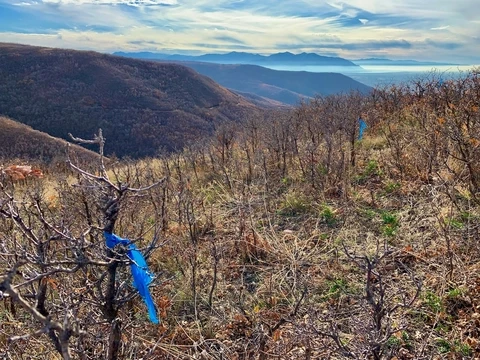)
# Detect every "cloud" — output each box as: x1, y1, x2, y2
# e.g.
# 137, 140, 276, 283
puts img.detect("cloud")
342, 40, 413, 50
41, 0, 177, 5
430, 25, 450, 30
190, 43, 251, 50
0, 0, 478, 62
424, 38, 462, 50
277, 39, 413, 51
213, 35, 246, 45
